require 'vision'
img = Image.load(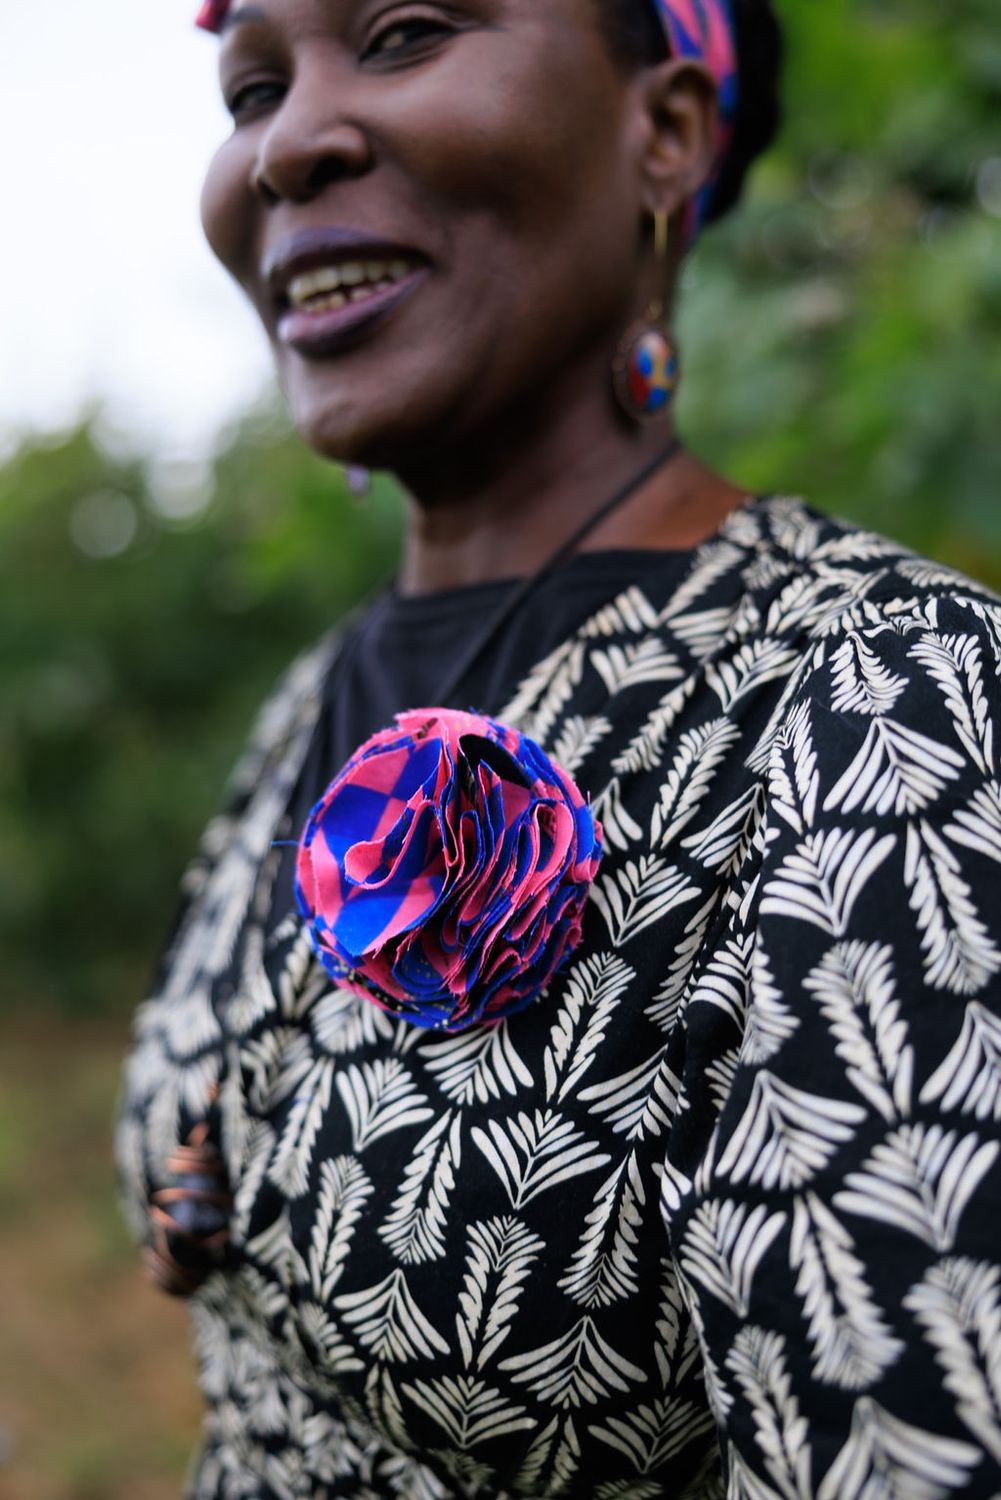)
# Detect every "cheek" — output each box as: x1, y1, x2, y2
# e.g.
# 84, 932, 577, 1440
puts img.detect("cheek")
388, 50, 635, 300
200, 137, 256, 280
